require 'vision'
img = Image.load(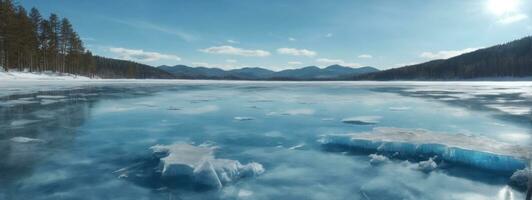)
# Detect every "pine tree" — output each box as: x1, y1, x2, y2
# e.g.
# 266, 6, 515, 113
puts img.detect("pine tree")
29, 7, 41, 71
